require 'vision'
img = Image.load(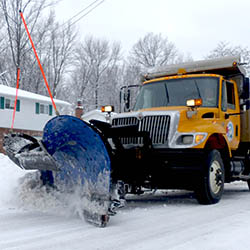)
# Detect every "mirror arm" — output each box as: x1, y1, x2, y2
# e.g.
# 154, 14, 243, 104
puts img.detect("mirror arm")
225, 112, 242, 119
